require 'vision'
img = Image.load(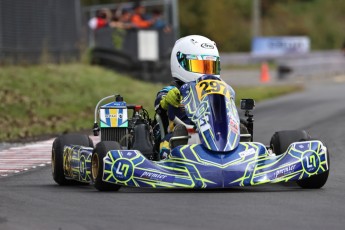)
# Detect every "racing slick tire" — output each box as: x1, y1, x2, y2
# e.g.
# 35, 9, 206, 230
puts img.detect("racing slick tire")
297, 143, 330, 189
270, 130, 329, 189
52, 134, 94, 185
91, 141, 122, 191
270, 130, 311, 155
